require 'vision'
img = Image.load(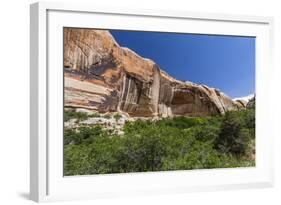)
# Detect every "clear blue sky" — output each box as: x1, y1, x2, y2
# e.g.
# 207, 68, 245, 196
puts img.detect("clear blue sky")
110, 30, 255, 99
